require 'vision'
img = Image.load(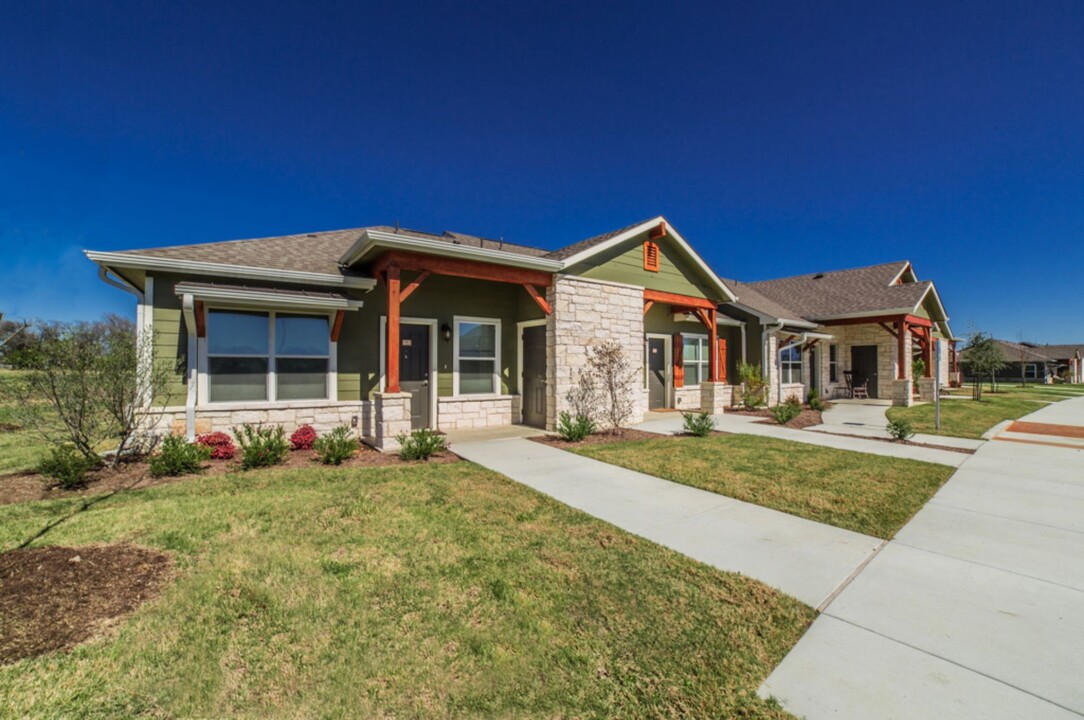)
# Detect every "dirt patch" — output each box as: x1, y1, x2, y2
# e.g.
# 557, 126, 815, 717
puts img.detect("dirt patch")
0, 422, 21, 433
0, 544, 173, 665
531, 428, 692, 449
0, 443, 460, 508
